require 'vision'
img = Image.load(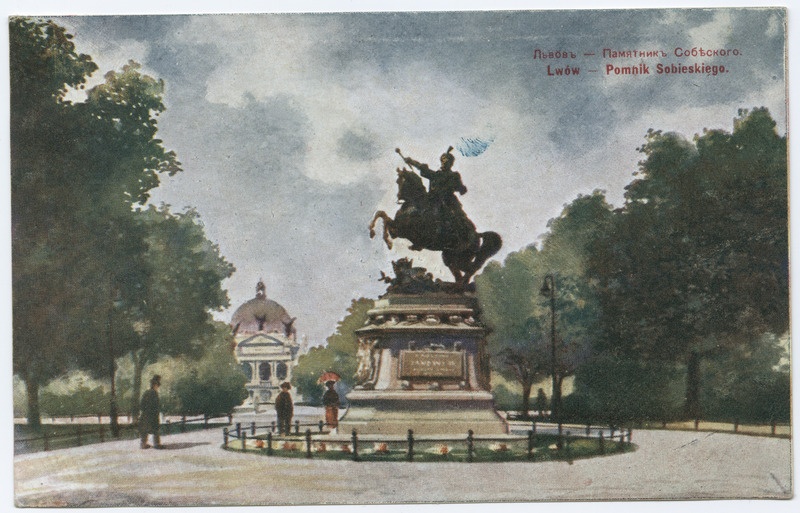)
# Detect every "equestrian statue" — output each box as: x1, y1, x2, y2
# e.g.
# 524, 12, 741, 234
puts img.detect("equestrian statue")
369, 146, 502, 290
